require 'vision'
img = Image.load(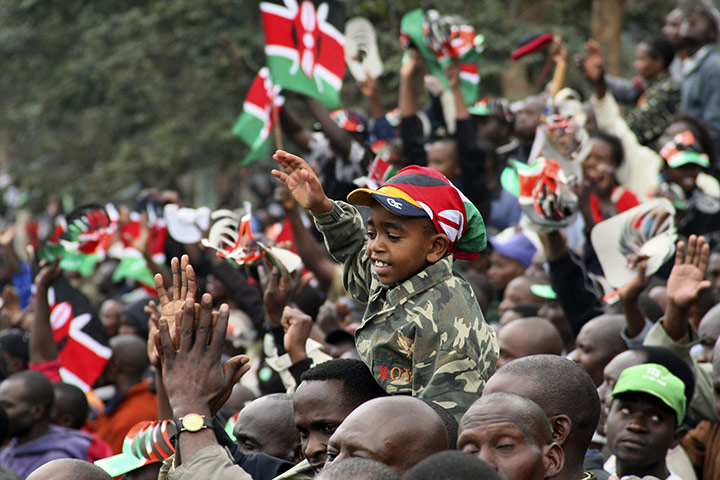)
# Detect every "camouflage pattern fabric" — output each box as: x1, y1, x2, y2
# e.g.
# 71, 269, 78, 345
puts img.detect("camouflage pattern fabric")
625, 72, 680, 146
314, 201, 498, 421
